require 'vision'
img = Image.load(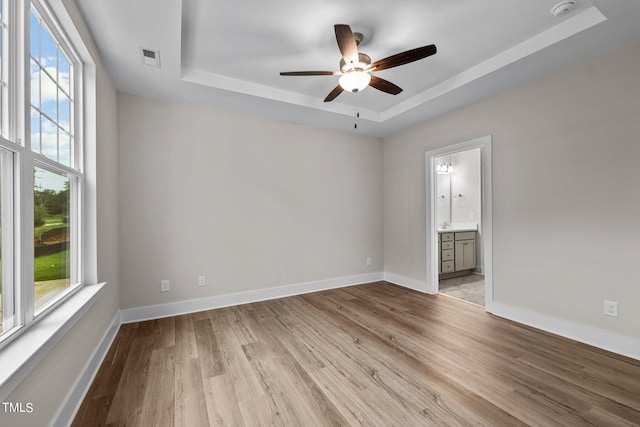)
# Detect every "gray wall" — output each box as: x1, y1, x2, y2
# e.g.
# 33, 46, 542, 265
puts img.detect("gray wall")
384, 40, 640, 338
118, 93, 383, 310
